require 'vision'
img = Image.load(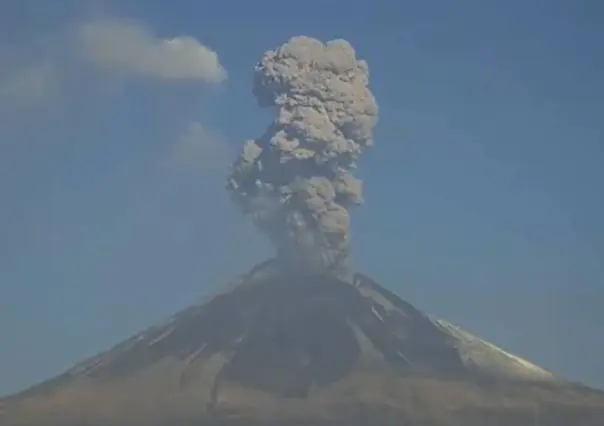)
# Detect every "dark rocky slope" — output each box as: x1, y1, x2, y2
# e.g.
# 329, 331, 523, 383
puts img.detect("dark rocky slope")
2, 260, 603, 425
